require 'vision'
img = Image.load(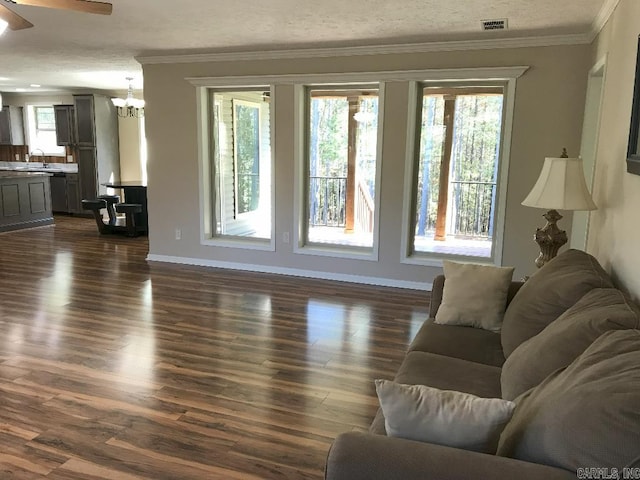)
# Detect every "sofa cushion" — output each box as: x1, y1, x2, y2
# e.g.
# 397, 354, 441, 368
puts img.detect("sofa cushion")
395, 351, 503, 398
375, 380, 515, 454
501, 249, 613, 357
501, 288, 640, 400
370, 351, 502, 435
409, 319, 505, 367
497, 329, 640, 471
434, 261, 514, 332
